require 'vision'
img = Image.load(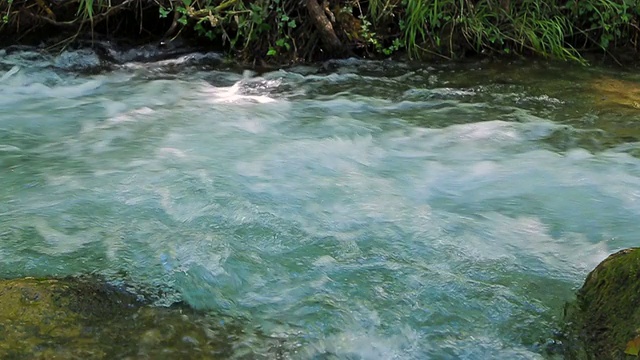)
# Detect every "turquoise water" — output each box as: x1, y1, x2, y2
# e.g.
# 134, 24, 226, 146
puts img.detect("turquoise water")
1, 50, 639, 359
